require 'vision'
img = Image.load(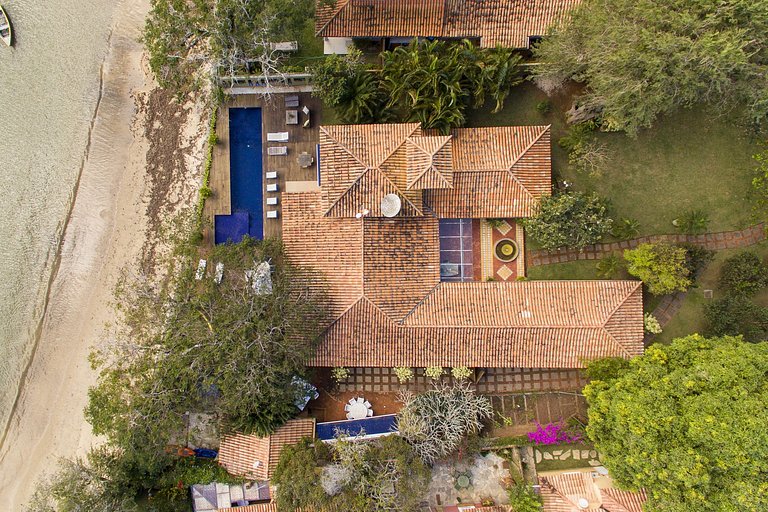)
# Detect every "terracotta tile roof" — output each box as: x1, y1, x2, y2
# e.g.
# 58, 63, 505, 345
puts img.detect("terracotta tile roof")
218, 419, 316, 480
319, 124, 551, 219
282, 193, 644, 368
539, 473, 648, 512
316, 0, 582, 49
